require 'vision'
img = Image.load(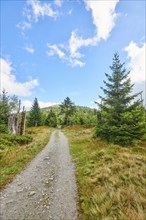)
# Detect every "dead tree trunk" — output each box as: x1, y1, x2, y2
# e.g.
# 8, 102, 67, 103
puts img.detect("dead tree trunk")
8, 114, 18, 135
16, 100, 21, 134
8, 99, 21, 135
20, 106, 26, 135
